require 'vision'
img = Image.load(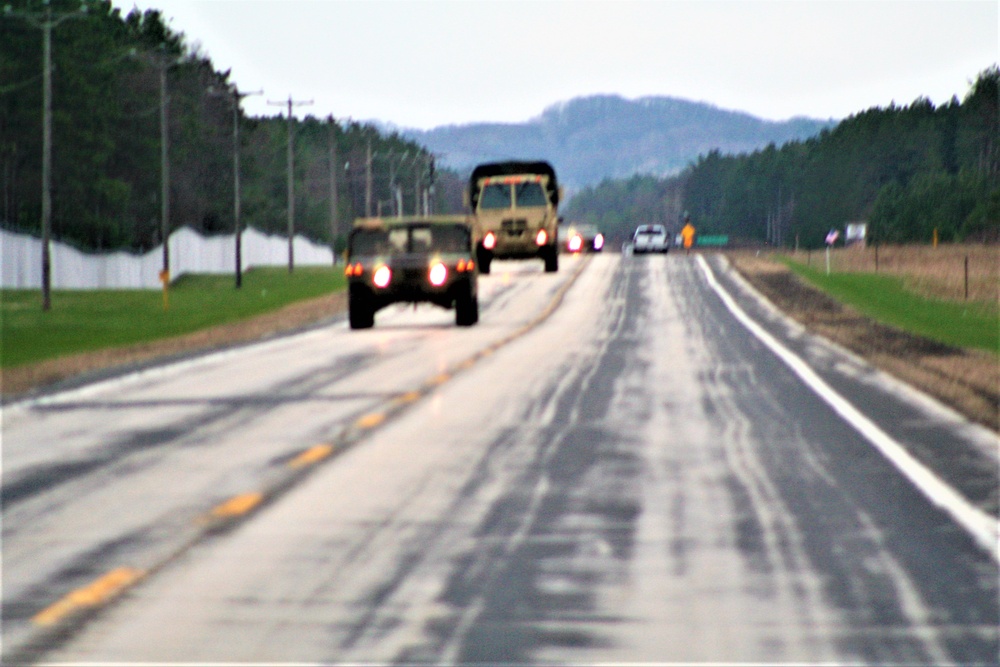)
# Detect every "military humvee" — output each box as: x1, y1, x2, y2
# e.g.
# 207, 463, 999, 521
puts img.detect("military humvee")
344, 216, 479, 329
466, 161, 562, 274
